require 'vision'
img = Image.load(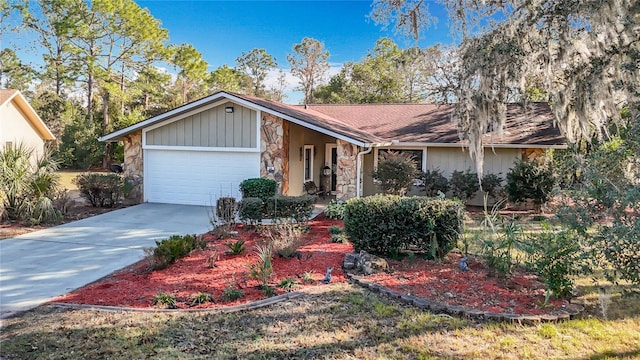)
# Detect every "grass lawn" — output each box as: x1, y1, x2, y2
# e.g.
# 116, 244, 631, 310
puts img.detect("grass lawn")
1, 213, 638, 359
1, 283, 639, 359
